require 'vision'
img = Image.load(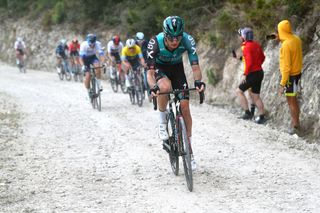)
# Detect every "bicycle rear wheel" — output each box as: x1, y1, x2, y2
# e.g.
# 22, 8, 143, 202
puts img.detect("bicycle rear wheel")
178, 116, 193, 192
90, 77, 97, 109
129, 87, 135, 105
65, 71, 72, 81
120, 80, 127, 93
72, 64, 78, 82
168, 112, 179, 176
